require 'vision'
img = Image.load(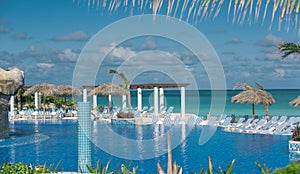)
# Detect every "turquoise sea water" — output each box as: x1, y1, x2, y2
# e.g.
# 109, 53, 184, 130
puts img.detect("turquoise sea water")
89, 89, 300, 117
